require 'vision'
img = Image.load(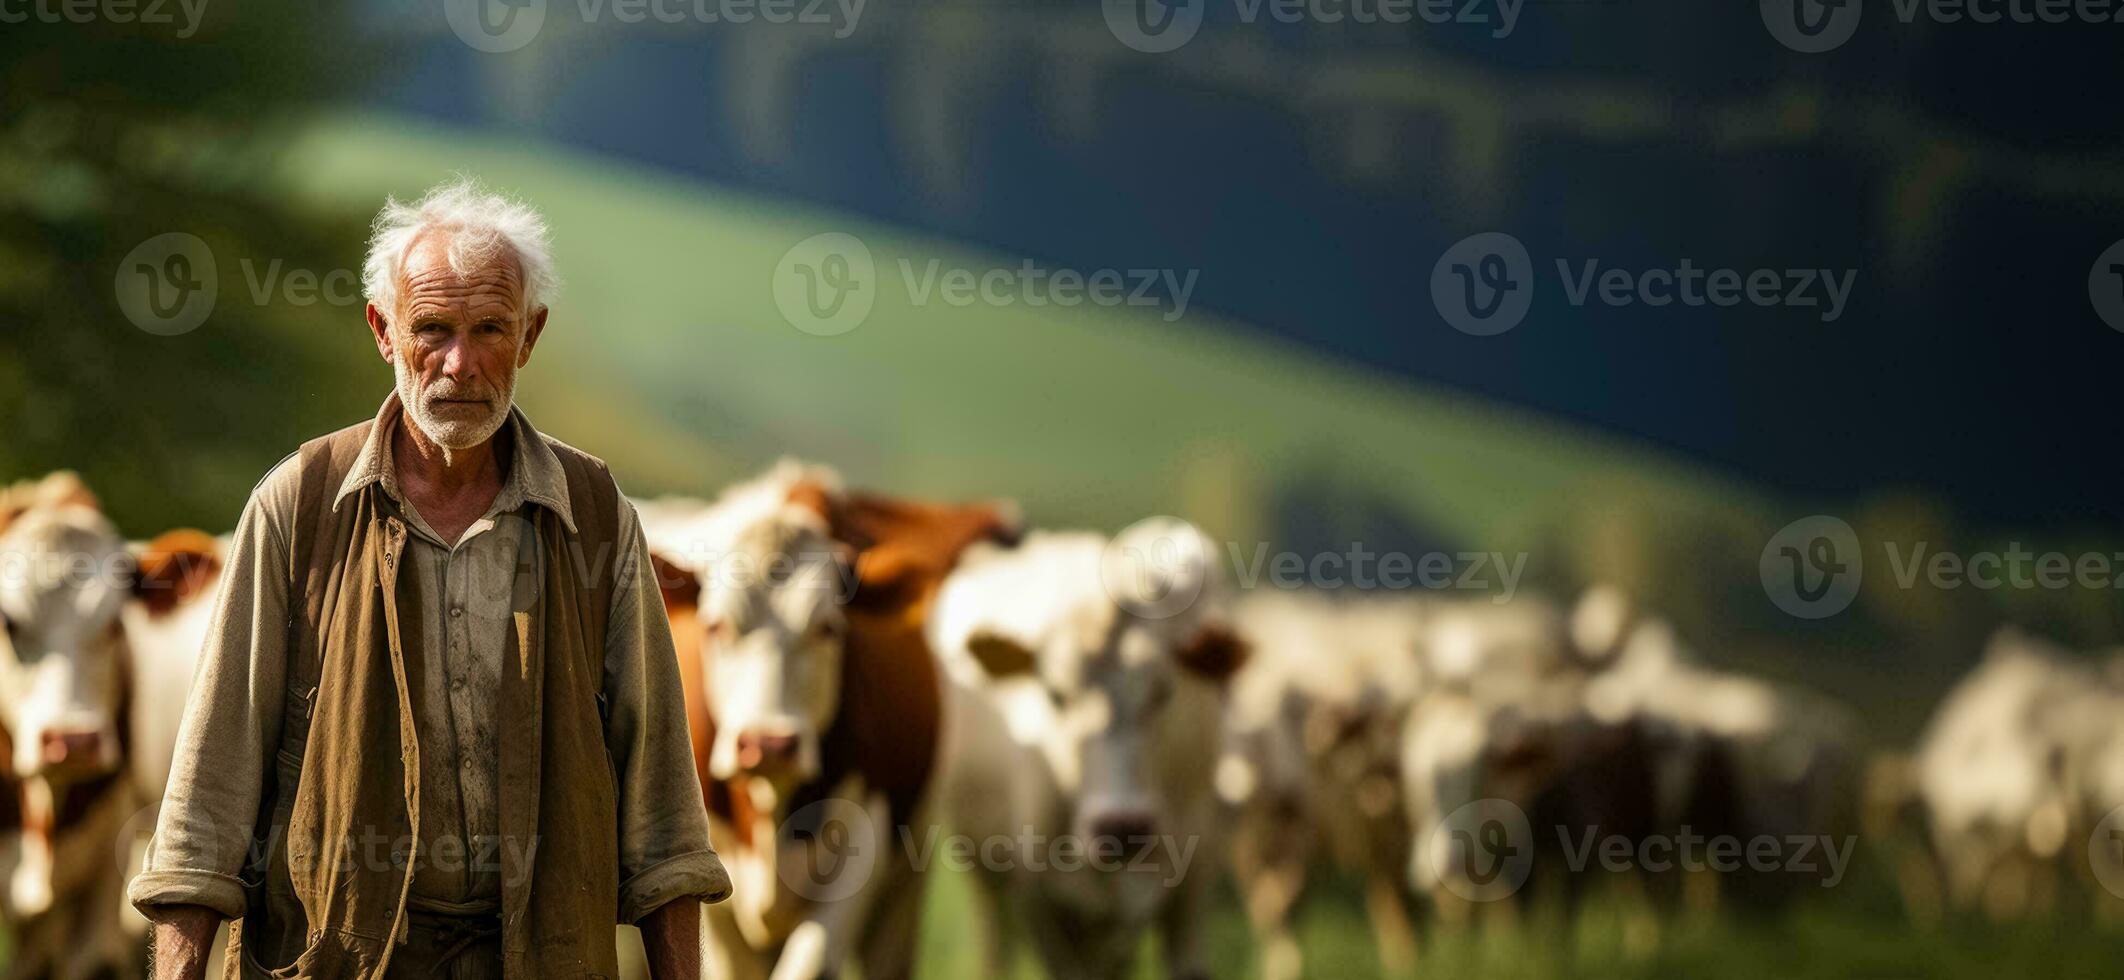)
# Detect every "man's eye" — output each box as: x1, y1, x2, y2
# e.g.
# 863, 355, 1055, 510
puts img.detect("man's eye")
416, 322, 448, 334
478, 321, 505, 334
